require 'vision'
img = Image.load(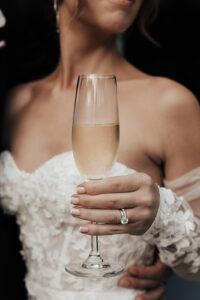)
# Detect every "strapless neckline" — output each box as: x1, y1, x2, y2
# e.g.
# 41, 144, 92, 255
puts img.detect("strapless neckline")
1, 150, 73, 176
0, 149, 154, 300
